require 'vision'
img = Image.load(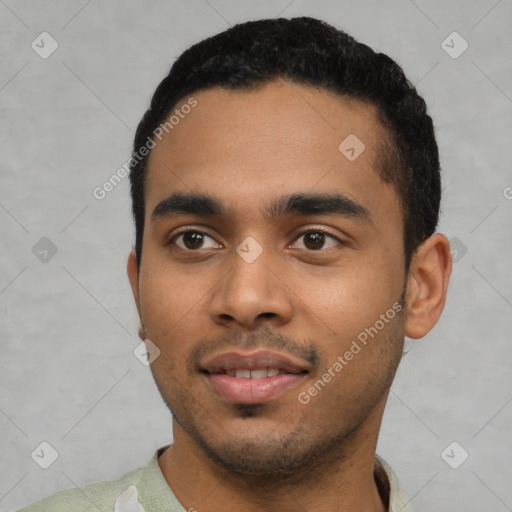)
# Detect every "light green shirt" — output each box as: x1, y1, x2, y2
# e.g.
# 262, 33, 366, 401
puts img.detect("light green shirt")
17, 446, 412, 511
